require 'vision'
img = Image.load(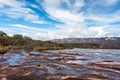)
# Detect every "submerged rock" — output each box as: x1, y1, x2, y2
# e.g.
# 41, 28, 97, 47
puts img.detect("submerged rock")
0, 48, 120, 80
